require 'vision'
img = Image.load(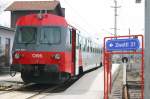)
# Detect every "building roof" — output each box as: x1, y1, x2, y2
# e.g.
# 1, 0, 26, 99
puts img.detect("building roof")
0, 26, 15, 32
5, 1, 60, 11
